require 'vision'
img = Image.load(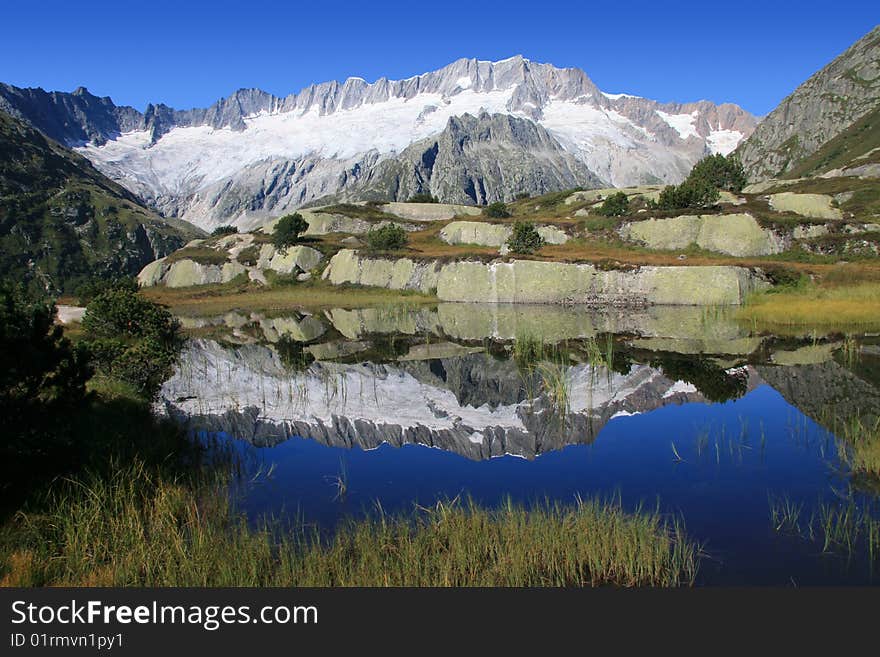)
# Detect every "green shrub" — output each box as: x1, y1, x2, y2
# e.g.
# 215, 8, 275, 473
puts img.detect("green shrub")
515, 192, 531, 200
366, 223, 408, 251
0, 284, 92, 480
82, 288, 182, 399
407, 193, 438, 203
484, 201, 511, 218
75, 277, 139, 305
653, 154, 744, 210
507, 221, 545, 255
688, 154, 747, 193
236, 245, 261, 267
210, 225, 238, 237
276, 333, 316, 371
272, 213, 309, 250
595, 192, 630, 217
655, 177, 720, 211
